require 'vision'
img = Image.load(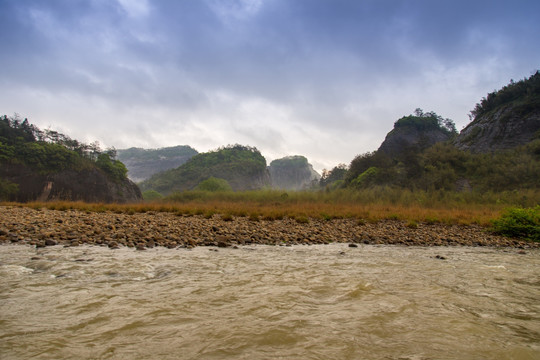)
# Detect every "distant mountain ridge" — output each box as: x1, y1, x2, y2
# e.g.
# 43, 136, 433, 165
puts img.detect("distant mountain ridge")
139, 145, 271, 194
117, 145, 198, 182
